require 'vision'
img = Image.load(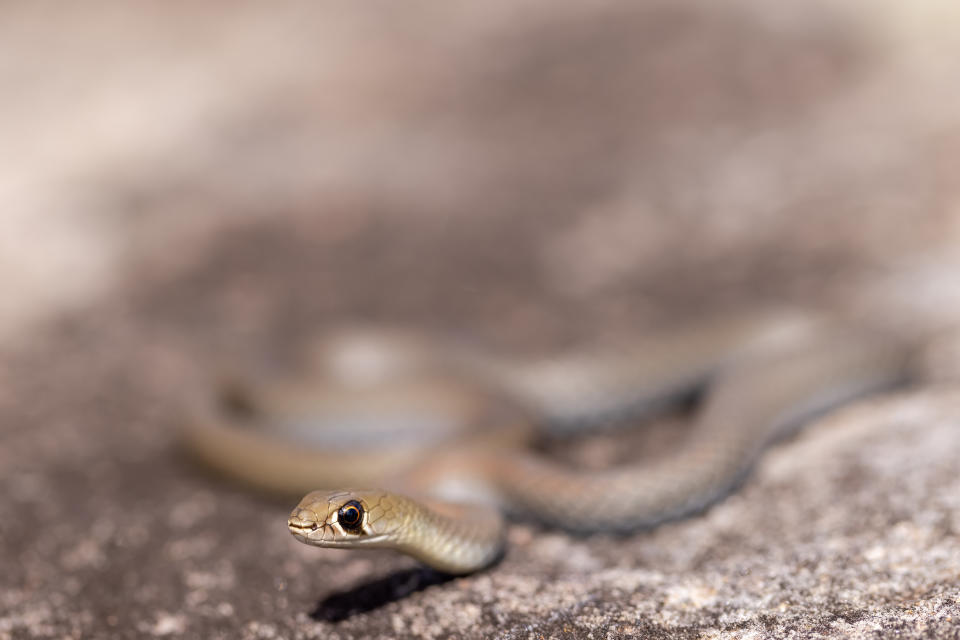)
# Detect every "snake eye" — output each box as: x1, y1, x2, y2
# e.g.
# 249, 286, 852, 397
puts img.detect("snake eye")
337, 500, 364, 531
